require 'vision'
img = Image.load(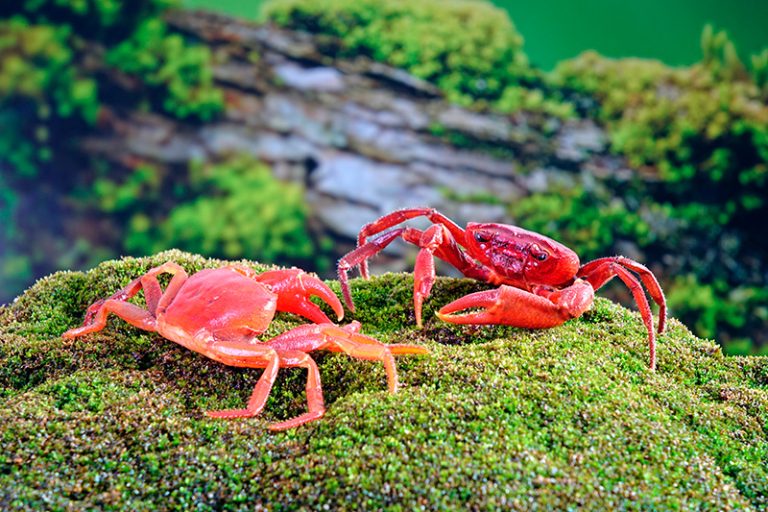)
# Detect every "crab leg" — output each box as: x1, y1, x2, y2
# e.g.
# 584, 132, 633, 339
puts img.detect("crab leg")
413, 227, 497, 326
204, 344, 281, 421
577, 257, 666, 370
338, 223, 492, 320
266, 351, 326, 431
322, 321, 429, 356
256, 268, 344, 324
266, 324, 428, 393
338, 228, 411, 311
318, 325, 428, 392
355, 208, 467, 278
205, 323, 427, 431
338, 225, 447, 322
98, 261, 188, 317
578, 257, 667, 334
62, 300, 157, 338
65, 262, 189, 337
411, 224, 466, 328
205, 342, 326, 432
